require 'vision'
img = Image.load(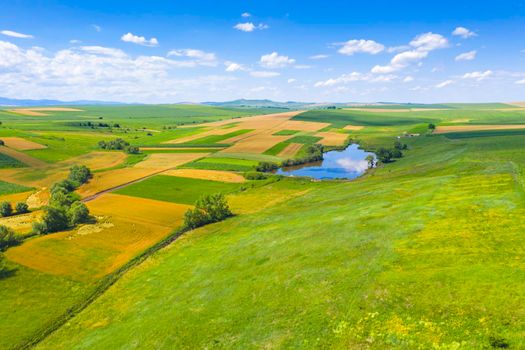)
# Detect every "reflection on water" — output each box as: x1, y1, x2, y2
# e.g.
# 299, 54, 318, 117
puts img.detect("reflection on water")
276, 144, 375, 180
